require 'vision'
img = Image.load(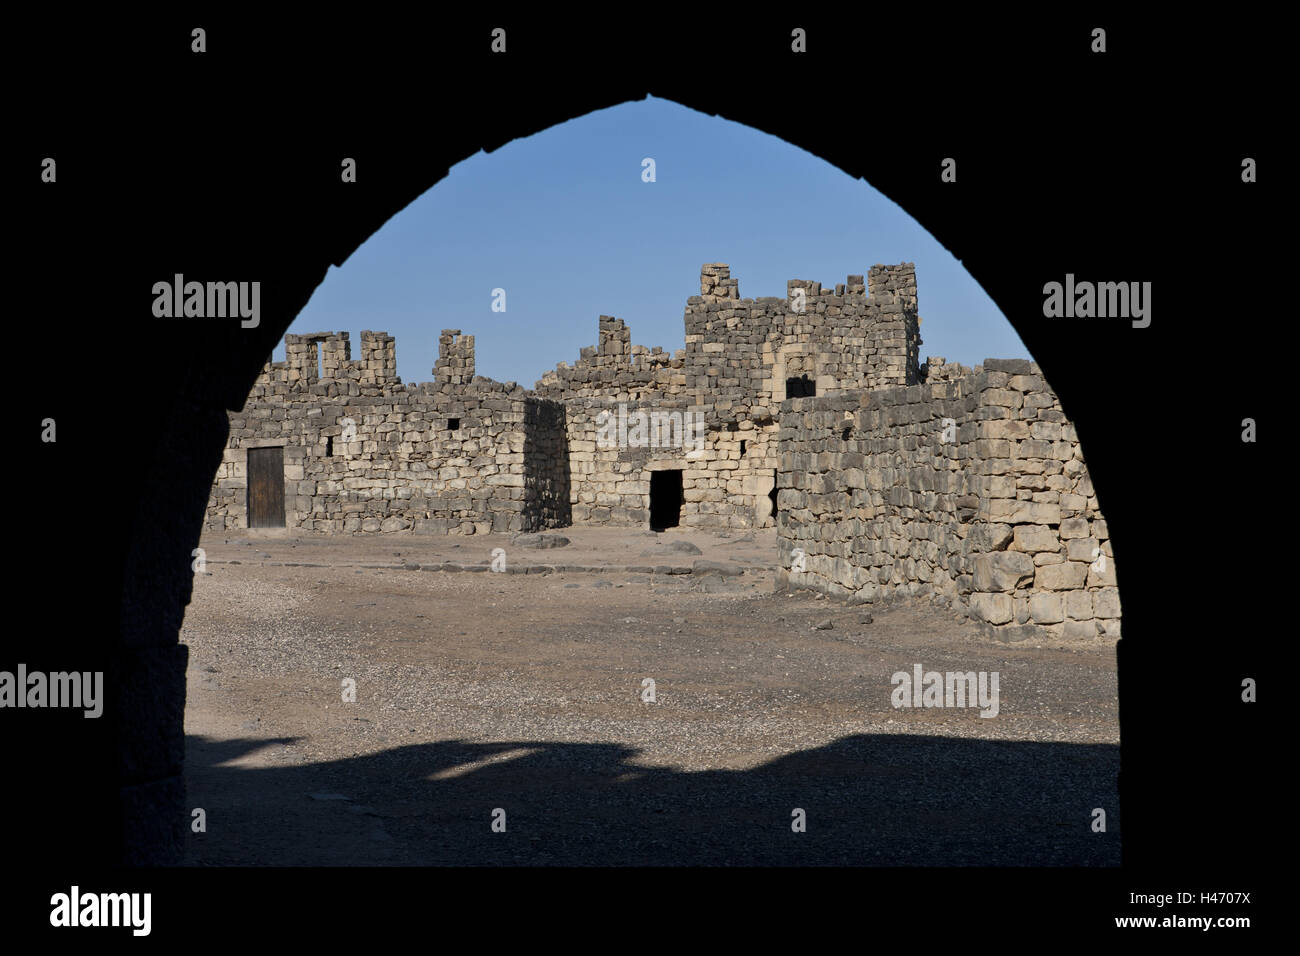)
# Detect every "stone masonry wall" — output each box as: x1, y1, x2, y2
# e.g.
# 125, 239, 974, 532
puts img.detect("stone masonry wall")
559, 398, 779, 529
527, 263, 925, 530
203, 261, 1119, 641
206, 262, 1112, 573
207, 330, 568, 534
775, 358, 1120, 641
